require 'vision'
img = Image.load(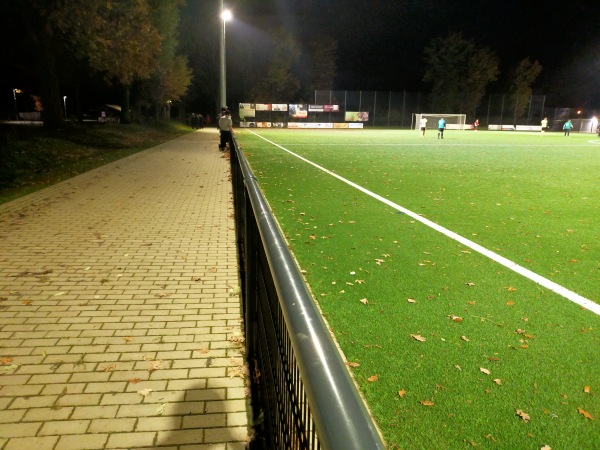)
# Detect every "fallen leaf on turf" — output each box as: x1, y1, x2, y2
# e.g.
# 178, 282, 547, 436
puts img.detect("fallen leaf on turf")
407, 298, 417, 303
466, 282, 476, 287
516, 409, 531, 422
493, 379, 502, 385
367, 374, 378, 382
410, 334, 426, 342
583, 386, 591, 394
420, 400, 434, 406
454, 365, 462, 371
506, 286, 517, 292
137, 388, 152, 396
480, 368, 491, 375
540, 446, 551, 450
516, 329, 526, 334
398, 389, 406, 398
359, 298, 369, 305
577, 408, 594, 420
506, 301, 515, 306
449, 315, 463, 322
346, 361, 360, 368
461, 336, 470, 342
